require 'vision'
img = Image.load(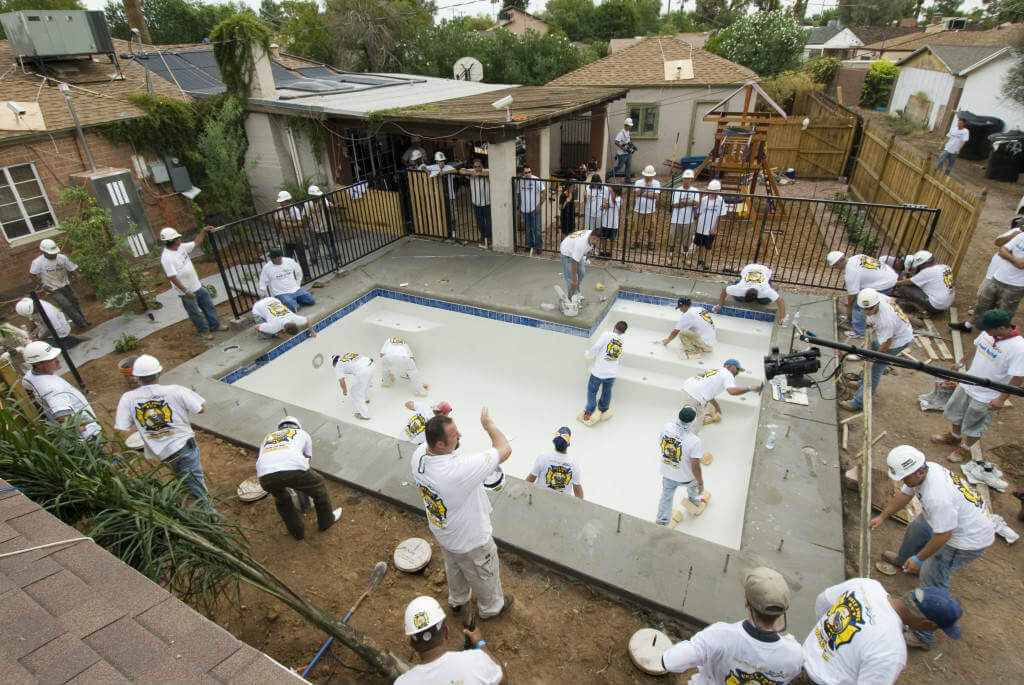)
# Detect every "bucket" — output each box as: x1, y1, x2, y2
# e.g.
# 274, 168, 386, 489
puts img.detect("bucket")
118, 356, 140, 388
785, 168, 796, 179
